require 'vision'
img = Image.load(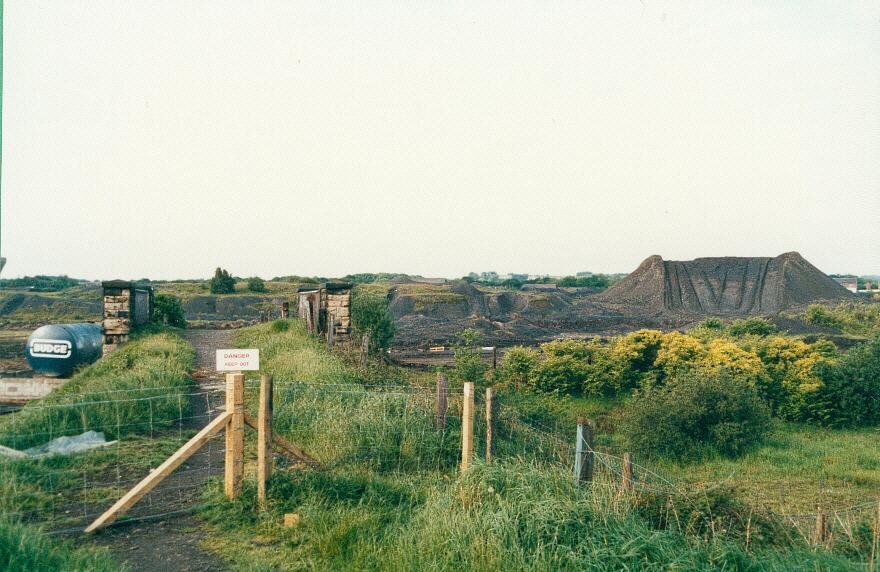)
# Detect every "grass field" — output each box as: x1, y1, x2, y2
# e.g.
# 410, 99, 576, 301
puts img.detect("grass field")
192, 320, 875, 570
0, 330, 197, 570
